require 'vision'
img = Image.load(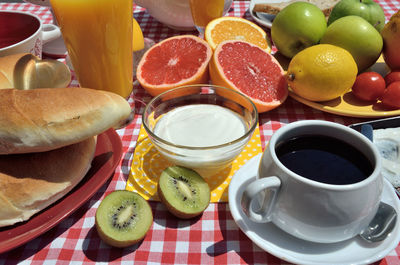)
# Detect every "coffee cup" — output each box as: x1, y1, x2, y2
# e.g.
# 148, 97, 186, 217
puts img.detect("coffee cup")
241, 120, 383, 243
0, 10, 61, 58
